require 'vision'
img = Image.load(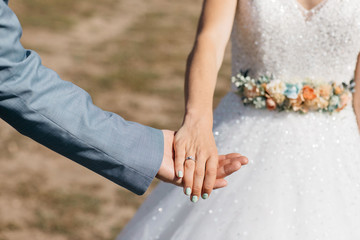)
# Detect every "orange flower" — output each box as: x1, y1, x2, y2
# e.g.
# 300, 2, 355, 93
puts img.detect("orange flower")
302, 85, 317, 100
266, 98, 277, 110
334, 85, 344, 95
